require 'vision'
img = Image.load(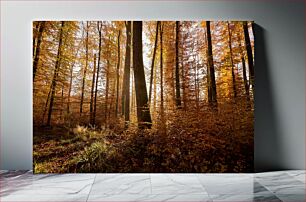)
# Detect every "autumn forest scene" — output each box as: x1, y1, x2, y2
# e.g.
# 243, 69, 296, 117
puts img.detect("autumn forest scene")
33, 21, 254, 173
